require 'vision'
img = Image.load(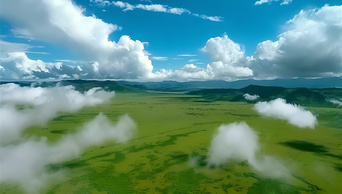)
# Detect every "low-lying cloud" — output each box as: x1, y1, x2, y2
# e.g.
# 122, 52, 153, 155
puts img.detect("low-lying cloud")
254, 98, 317, 128
243, 93, 260, 101
329, 99, 342, 107
0, 84, 136, 193
0, 83, 115, 144
207, 122, 289, 178
0, 113, 136, 193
